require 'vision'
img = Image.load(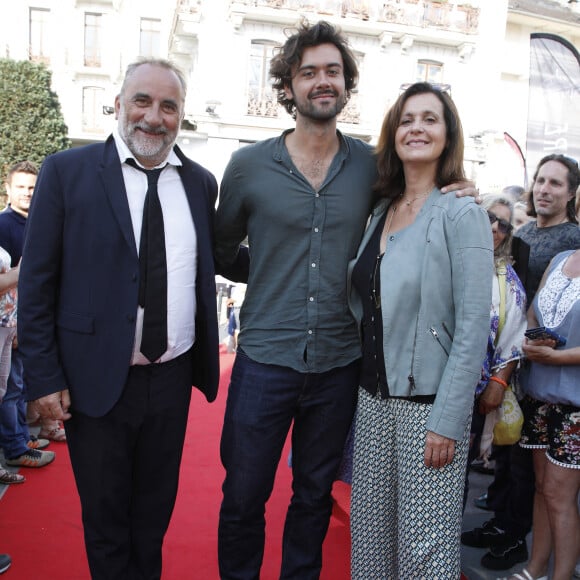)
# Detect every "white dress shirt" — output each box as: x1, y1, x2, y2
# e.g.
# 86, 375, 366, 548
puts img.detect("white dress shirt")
113, 128, 197, 365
